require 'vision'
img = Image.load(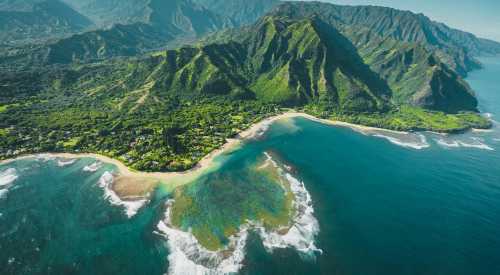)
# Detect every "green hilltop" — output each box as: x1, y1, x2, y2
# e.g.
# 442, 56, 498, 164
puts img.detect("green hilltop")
0, 1, 495, 171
